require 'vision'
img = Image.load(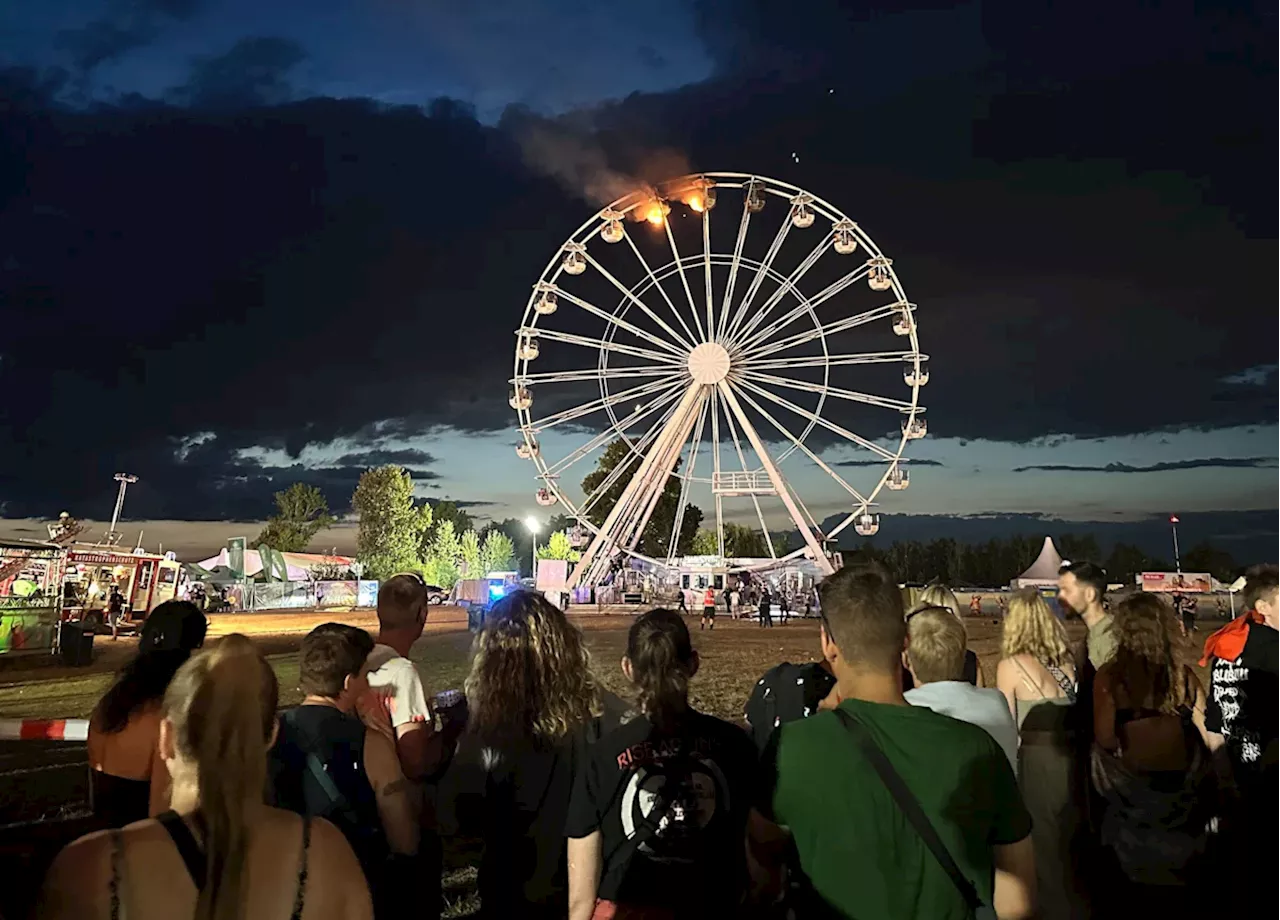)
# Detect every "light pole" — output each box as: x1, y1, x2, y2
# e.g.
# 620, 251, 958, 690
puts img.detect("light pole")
525, 516, 540, 581
1169, 515, 1181, 573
